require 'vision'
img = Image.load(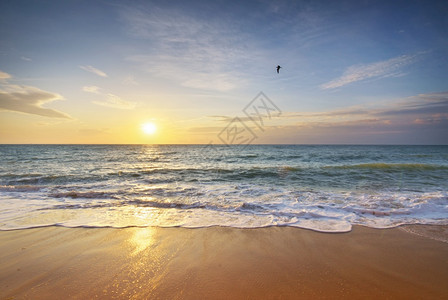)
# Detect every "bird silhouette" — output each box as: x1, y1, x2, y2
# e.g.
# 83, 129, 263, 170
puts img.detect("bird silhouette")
276, 65, 282, 74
